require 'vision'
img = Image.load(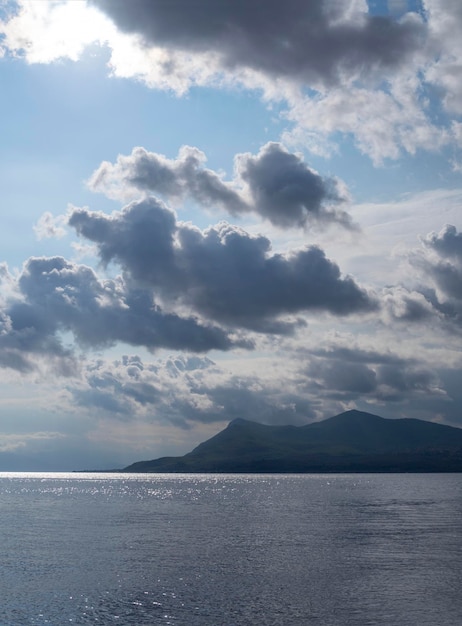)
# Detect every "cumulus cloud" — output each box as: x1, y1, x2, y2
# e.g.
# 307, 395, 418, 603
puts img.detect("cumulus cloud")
0, 278, 77, 375
2, 1, 461, 163
415, 226, 462, 318
86, 0, 454, 162
381, 286, 435, 324
68, 198, 376, 333
419, 226, 462, 292
0, 255, 248, 375
89, 144, 247, 209
89, 142, 352, 230
383, 224, 462, 333
234, 143, 352, 228
423, 224, 462, 262
88, 0, 446, 161
91, 0, 424, 87
0, 189, 375, 376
